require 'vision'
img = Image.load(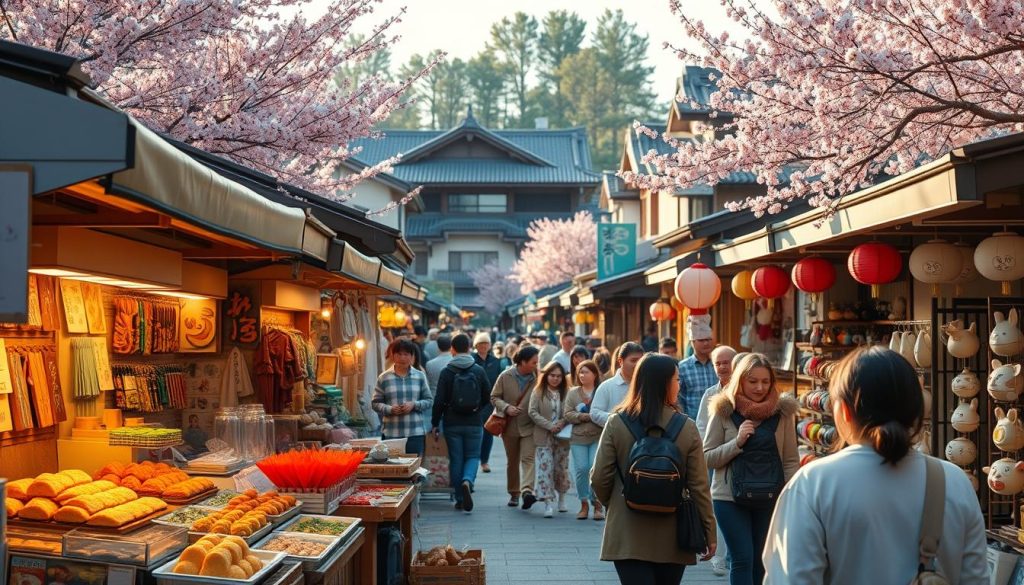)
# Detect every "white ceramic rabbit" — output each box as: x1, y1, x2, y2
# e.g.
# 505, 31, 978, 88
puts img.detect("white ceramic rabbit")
951, 398, 980, 433
945, 436, 977, 466
900, 331, 917, 366
889, 331, 902, 352
951, 368, 981, 398
989, 359, 1024, 402
990, 309, 1024, 357
984, 458, 1024, 495
993, 407, 1024, 452
944, 320, 980, 358
914, 331, 932, 369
